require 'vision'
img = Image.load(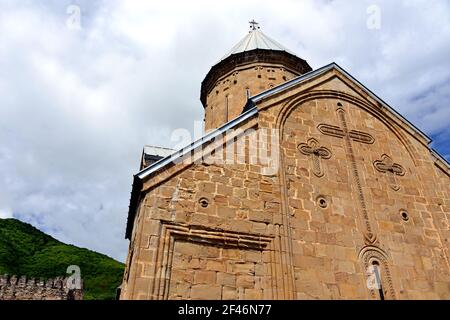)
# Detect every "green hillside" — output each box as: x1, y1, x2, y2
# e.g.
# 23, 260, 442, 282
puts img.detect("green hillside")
0, 218, 124, 300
